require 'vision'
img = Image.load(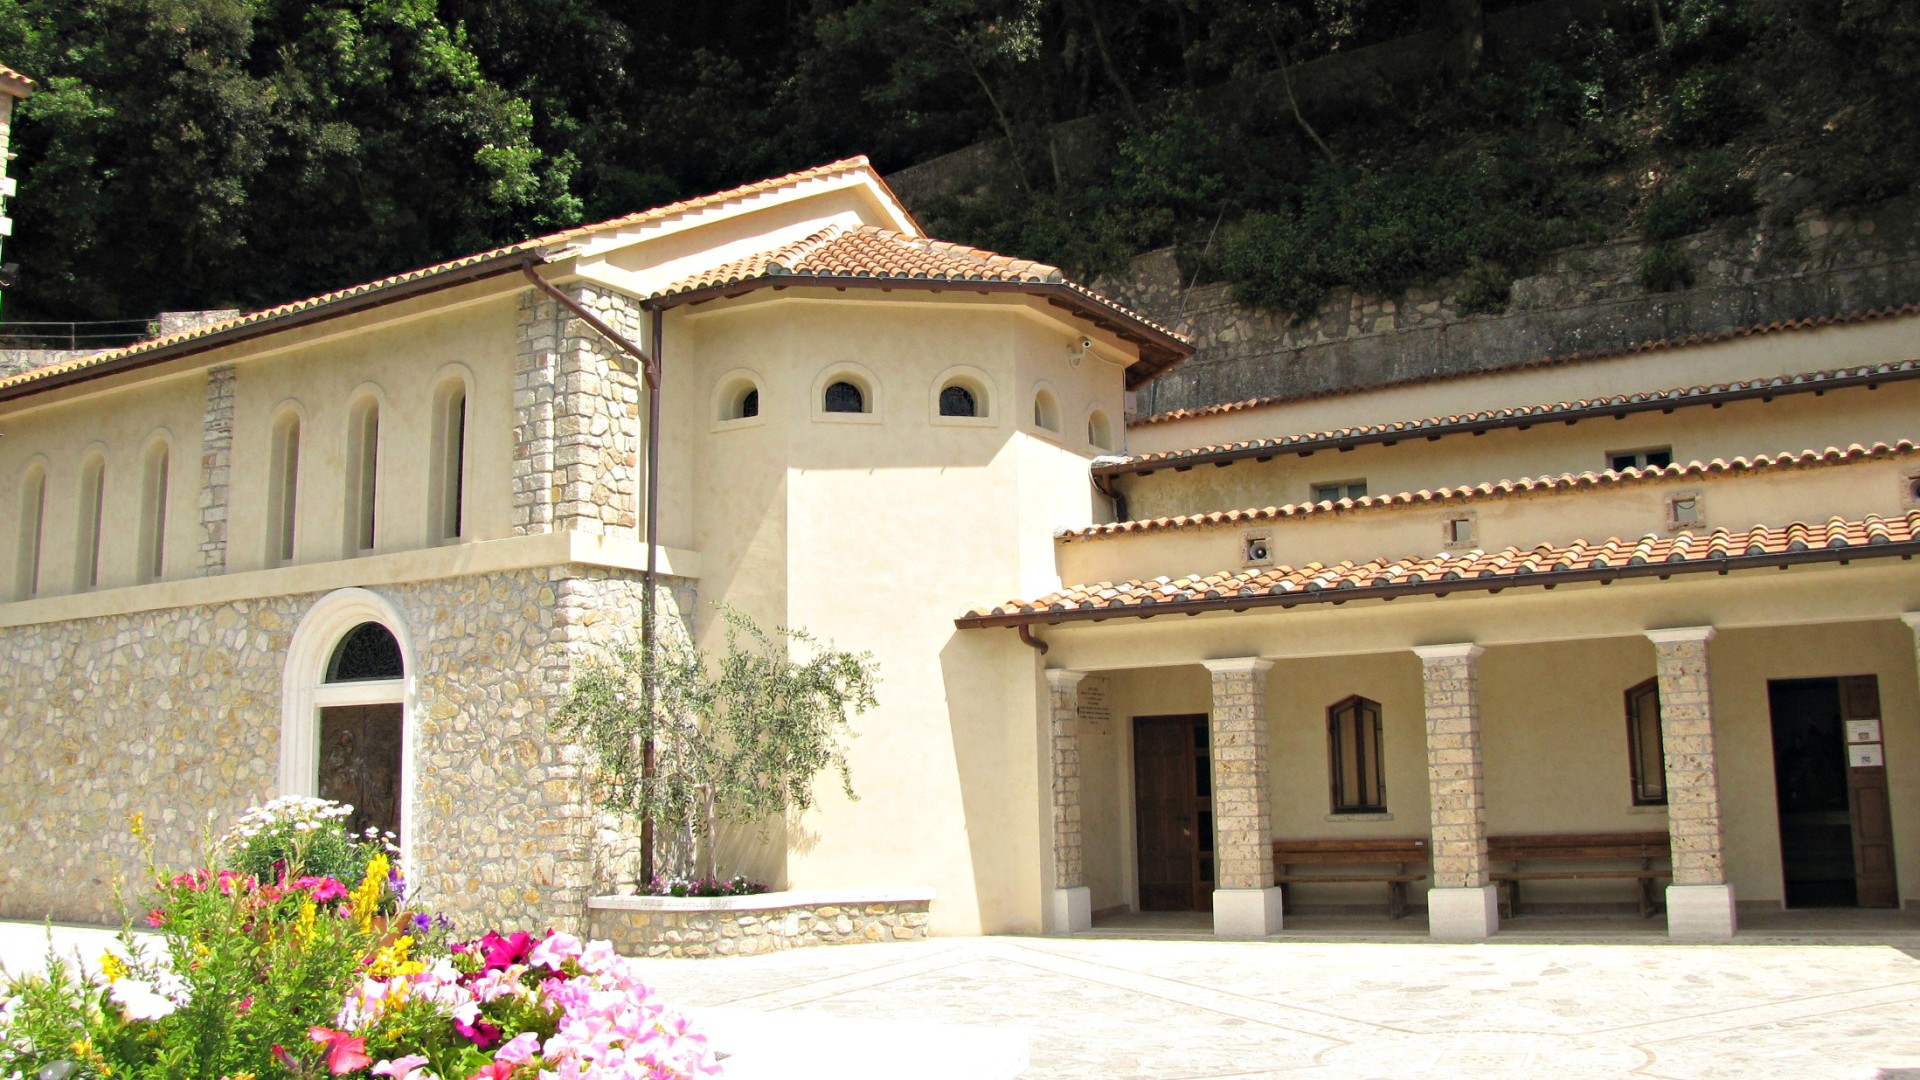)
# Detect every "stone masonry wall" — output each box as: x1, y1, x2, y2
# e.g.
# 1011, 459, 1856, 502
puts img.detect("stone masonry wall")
1044, 670, 1086, 890
1419, 647, 1491, 891
0, 565, 670, 931
1205, 659, 1275, 891
197, 366, 235, 575
1650, 632, 1728, 887
514, 285, 644, 538
1112, 197, 1920, 417
589, 898, 932, 959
